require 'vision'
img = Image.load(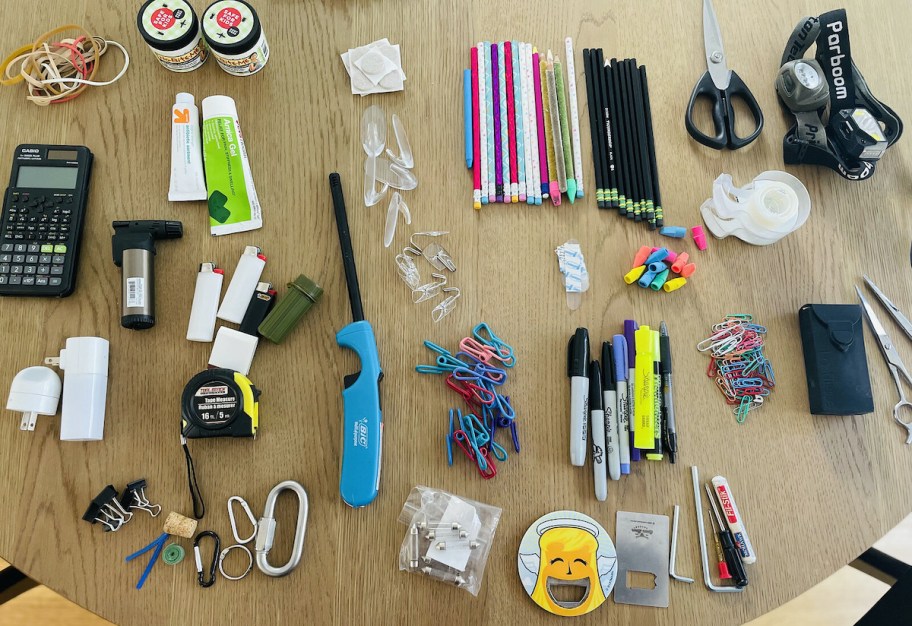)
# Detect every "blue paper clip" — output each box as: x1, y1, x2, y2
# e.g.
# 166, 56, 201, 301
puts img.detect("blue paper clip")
452, 366, 502, 387
472, 363, 507, 385
416, 363, 453, 374
446, 409, 455, 466
472, 322, 516, 367
459, 413, 487, 470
